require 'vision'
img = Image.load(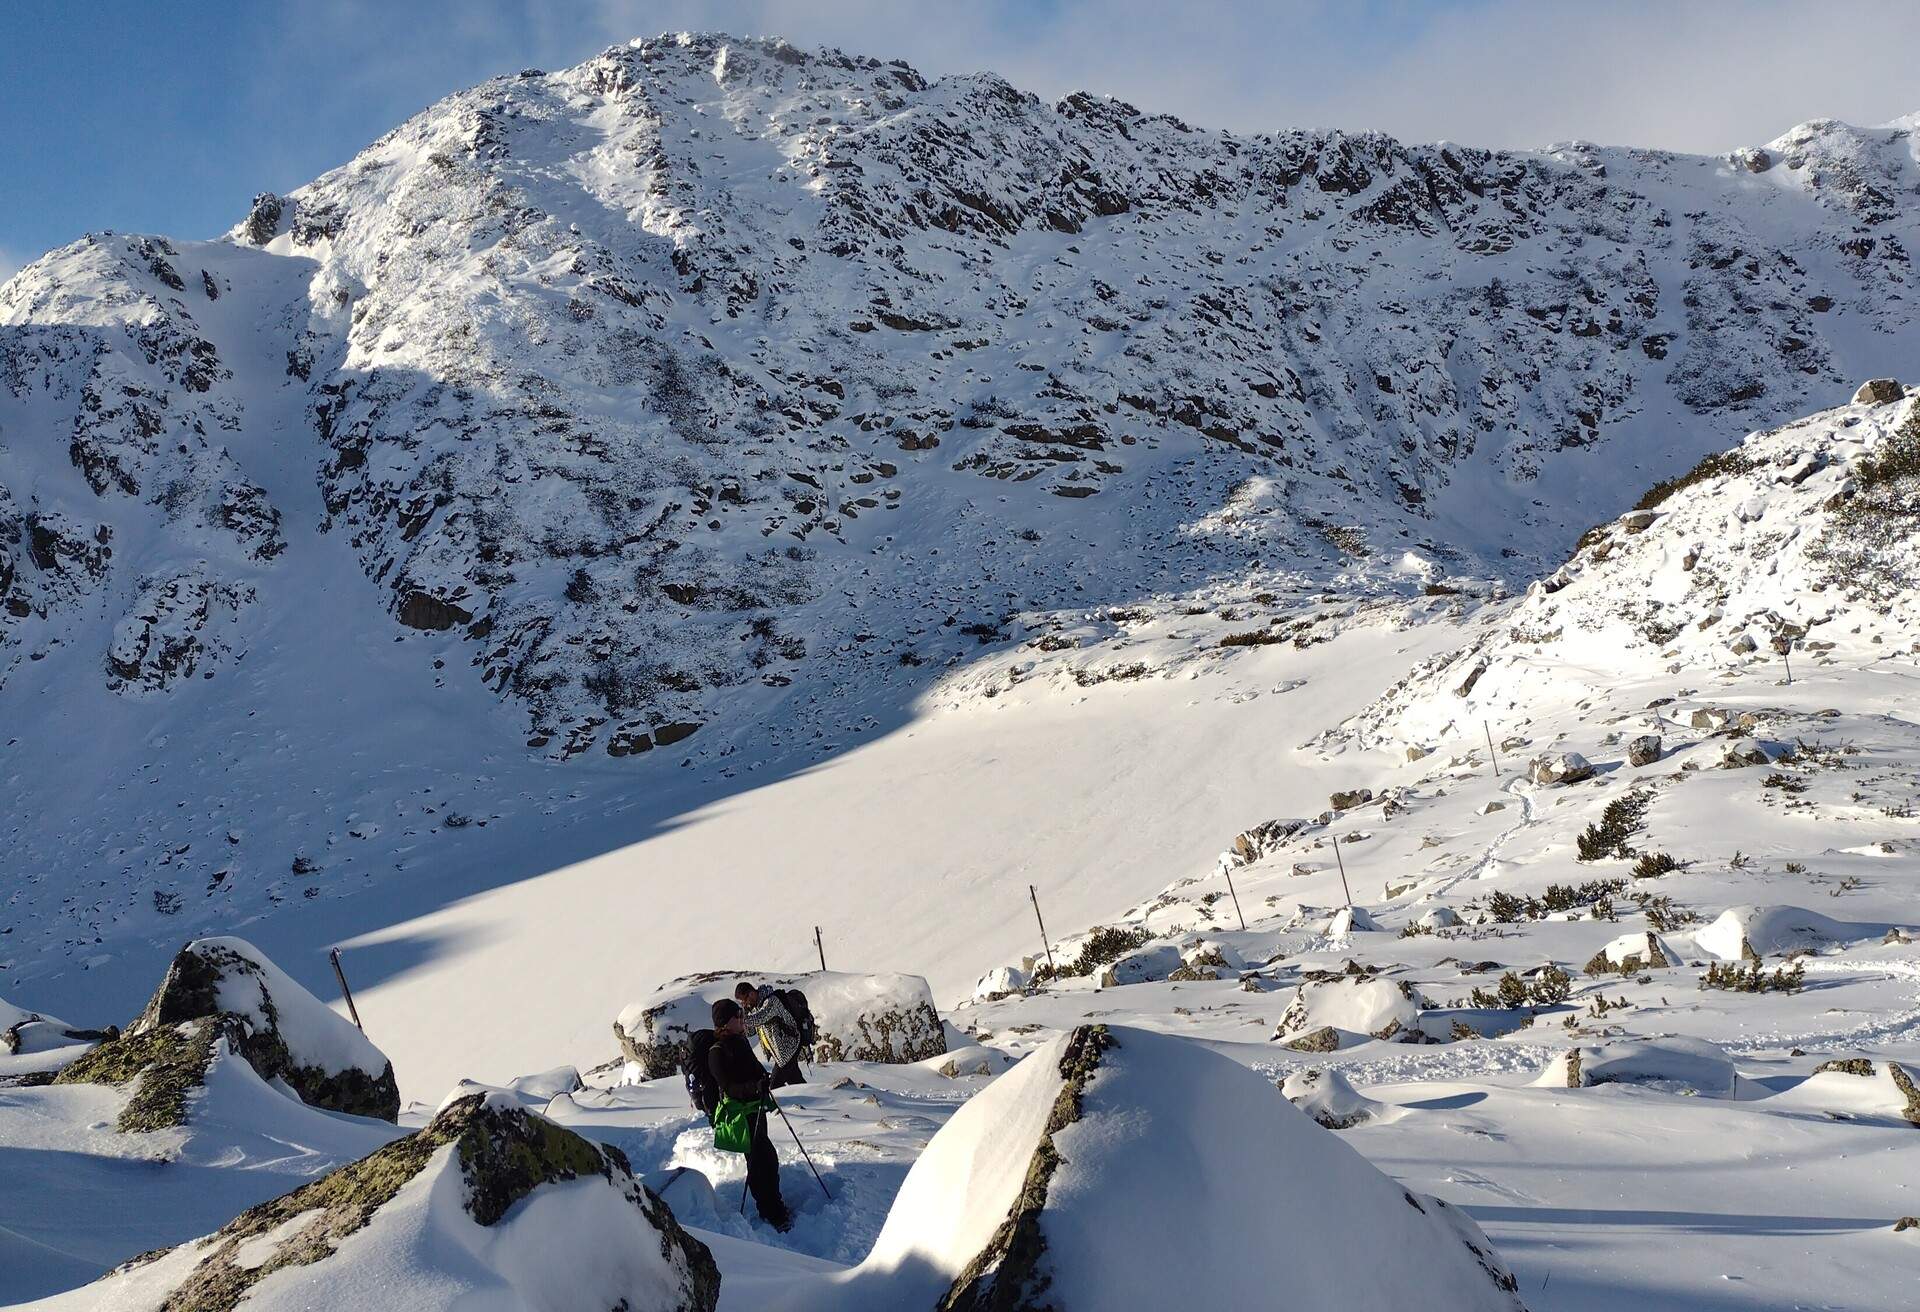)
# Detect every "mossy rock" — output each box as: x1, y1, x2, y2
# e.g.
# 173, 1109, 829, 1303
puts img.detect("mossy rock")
53, 941, 400, 1128
54, 1017, 228, 1132
110, 1095, 720, 1312
1283, 1025, 1342, 1053
939, 1025, 1113, 1311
